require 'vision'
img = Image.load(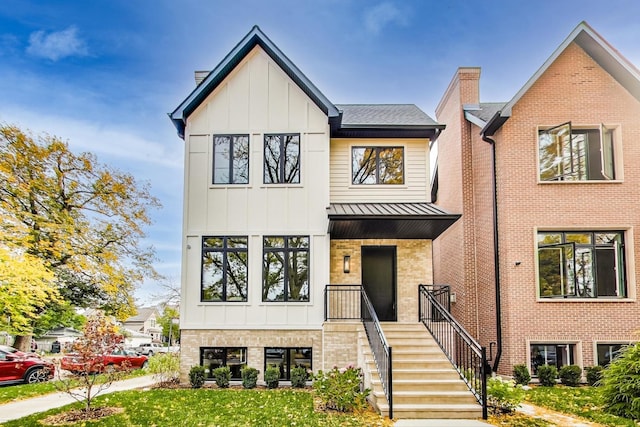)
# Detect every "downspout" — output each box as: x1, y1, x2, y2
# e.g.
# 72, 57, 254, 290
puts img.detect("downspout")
482, 132, 502, 373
